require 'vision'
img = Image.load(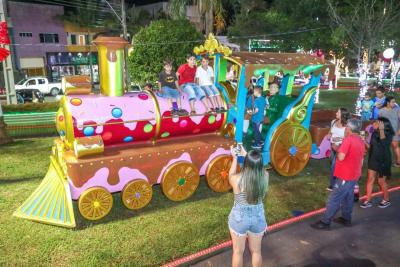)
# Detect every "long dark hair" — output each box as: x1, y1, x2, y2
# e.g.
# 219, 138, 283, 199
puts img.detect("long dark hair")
376, 117, 394, 136
338, 107, 350, 125
239, 150, 268, 204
